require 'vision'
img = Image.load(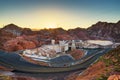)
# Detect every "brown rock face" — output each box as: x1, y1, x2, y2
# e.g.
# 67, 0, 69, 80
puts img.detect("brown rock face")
57, 34, 74, 40
18, 41, 36, 49
68, 27, 90, 40
87, 21, 120, 42
2, 24, 23, 36
3, 37, 36, 52
1, 20, 120, 51
73, 46, 120, 80
68, 49, 84, 60
76, 61, 107, 80
108, 75, 120, 80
